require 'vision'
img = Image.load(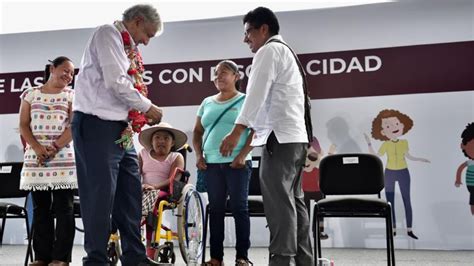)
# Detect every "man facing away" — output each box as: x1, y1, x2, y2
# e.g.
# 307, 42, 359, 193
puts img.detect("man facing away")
220, 6, 314, 266
72, 4, 163, 265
